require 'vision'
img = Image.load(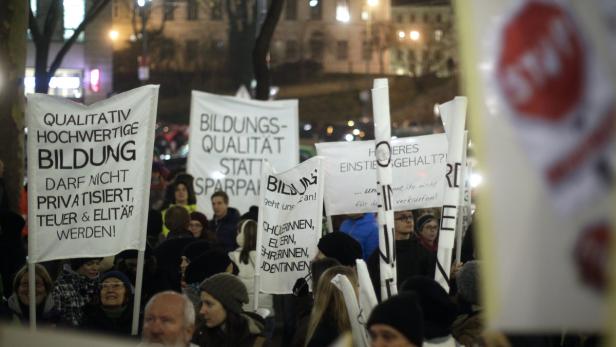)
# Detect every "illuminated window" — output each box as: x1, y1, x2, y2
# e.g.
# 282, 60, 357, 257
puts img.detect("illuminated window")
63, 0, 85, 40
